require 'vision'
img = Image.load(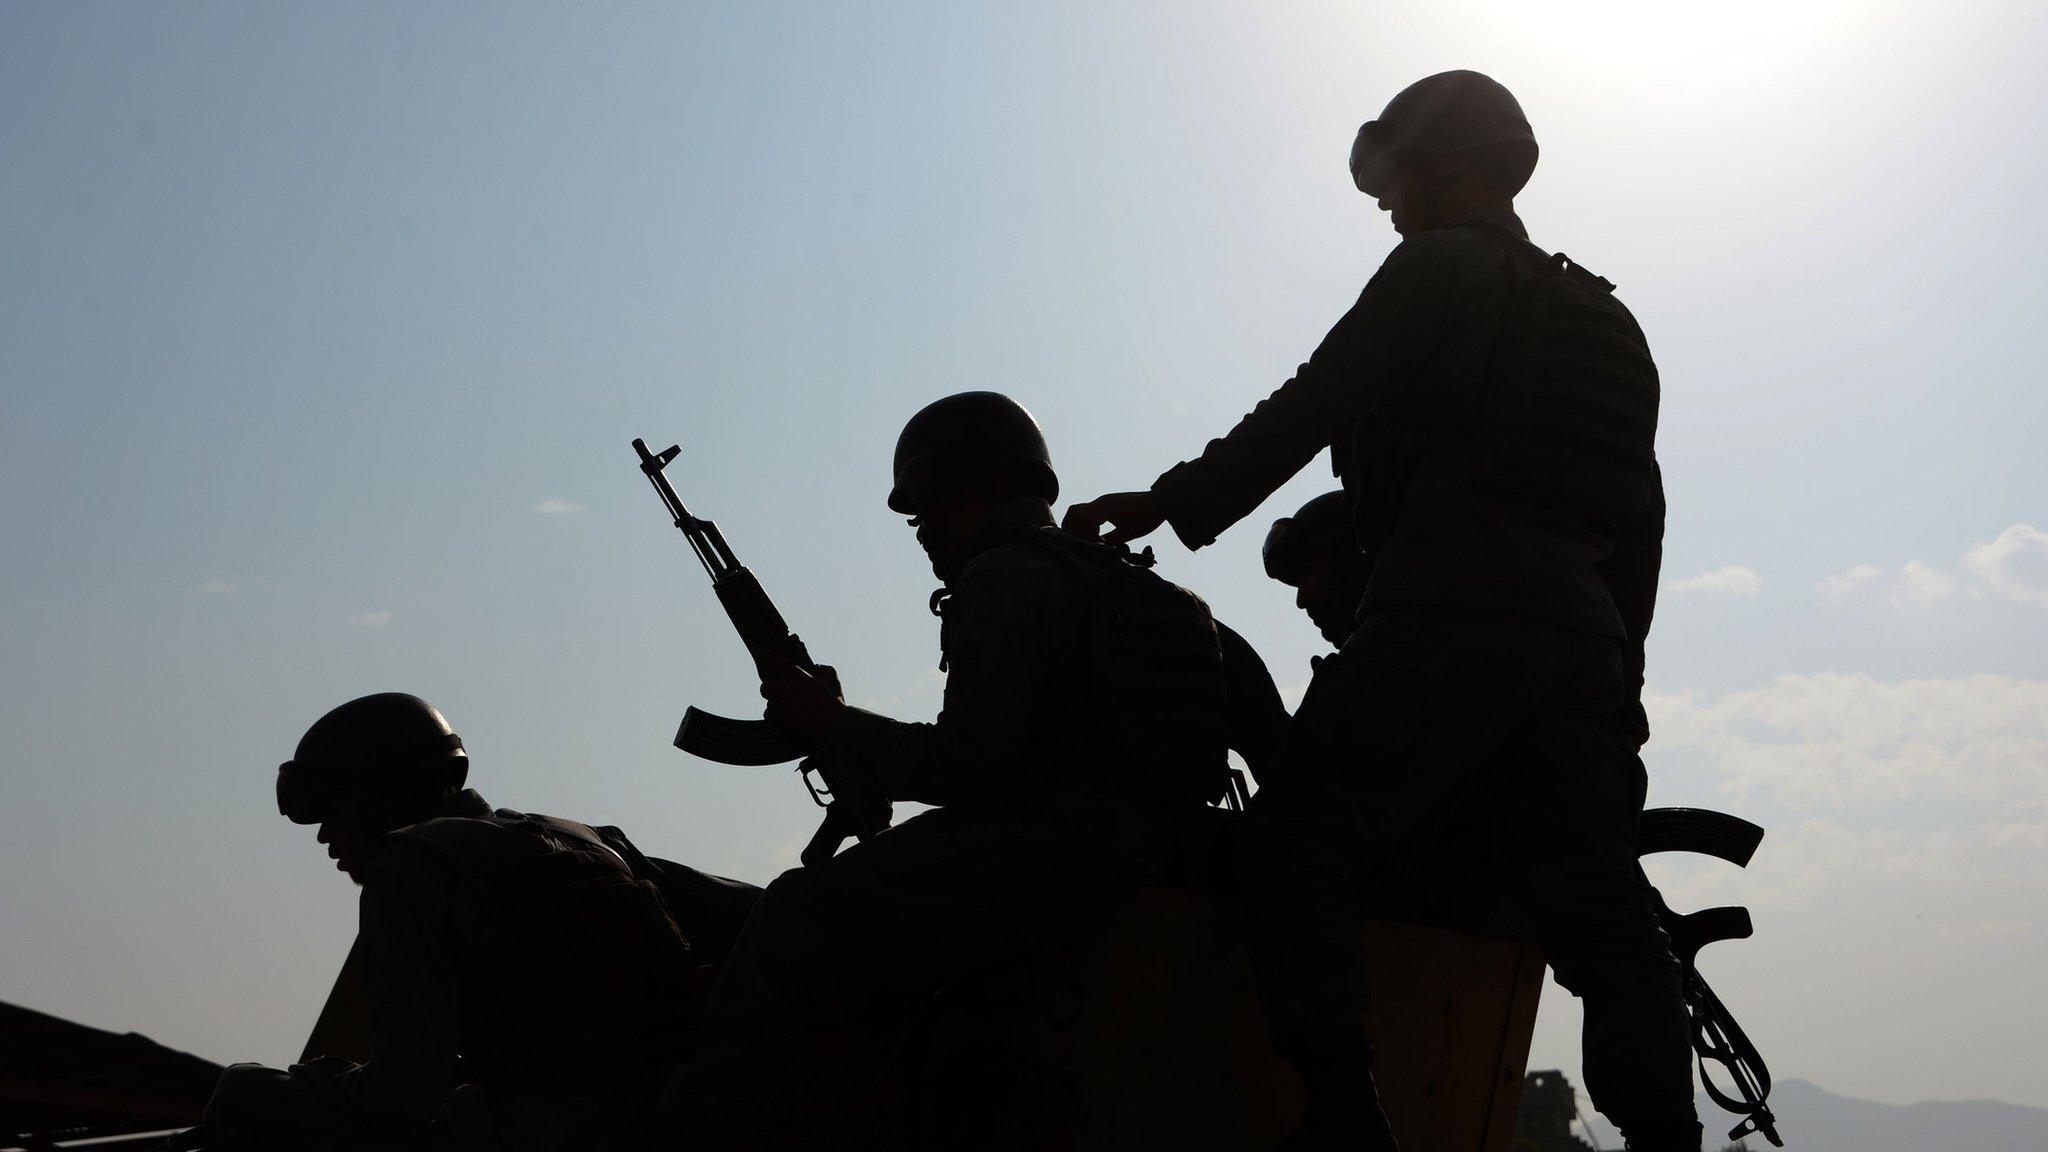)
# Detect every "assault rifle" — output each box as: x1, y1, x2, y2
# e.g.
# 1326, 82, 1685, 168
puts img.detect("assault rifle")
633, 438, 892, 867
1638, 807, 1785, 1147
